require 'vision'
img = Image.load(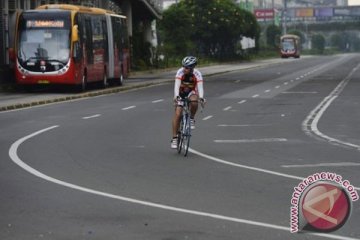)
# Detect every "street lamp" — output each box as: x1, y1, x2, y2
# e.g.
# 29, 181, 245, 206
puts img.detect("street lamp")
282, 0, 287, 35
